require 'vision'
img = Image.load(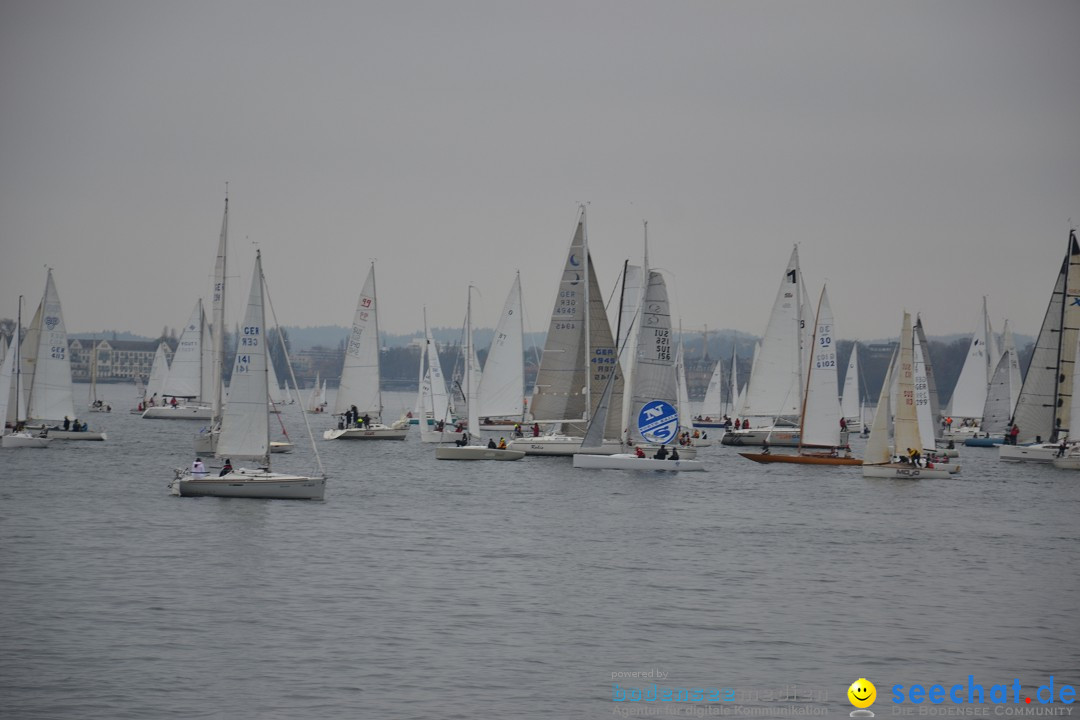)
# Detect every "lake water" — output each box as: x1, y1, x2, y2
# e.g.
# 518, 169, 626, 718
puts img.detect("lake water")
1, 388, 1078, 719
